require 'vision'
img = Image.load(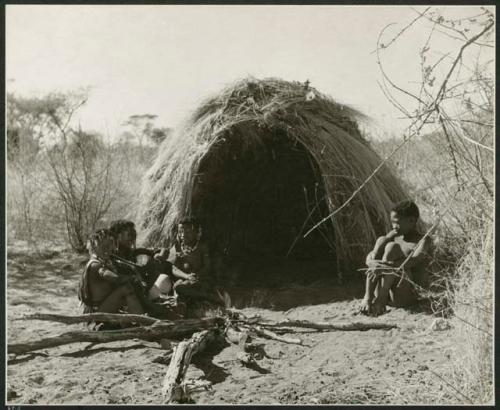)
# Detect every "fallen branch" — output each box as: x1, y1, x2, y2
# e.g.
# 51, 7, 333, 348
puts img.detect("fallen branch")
262, 320, 397, 332
16, 312, 160, 327
9, 317, 223, 355
162, 329, 218, 403
245, 325, 303, 345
